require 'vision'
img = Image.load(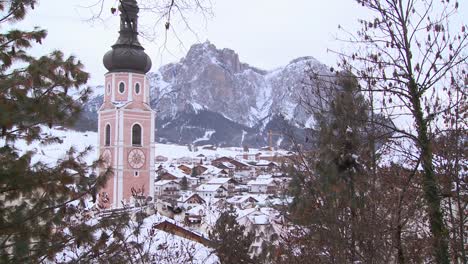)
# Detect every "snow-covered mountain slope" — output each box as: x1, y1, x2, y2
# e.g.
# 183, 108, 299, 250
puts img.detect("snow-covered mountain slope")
153, 41, 329, 127
76, 41, 333, 148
